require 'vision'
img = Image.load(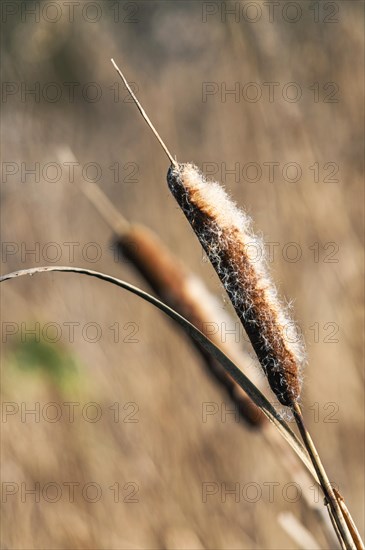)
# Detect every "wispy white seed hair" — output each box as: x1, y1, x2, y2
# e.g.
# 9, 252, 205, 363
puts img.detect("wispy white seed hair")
167, 163, 306, 406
